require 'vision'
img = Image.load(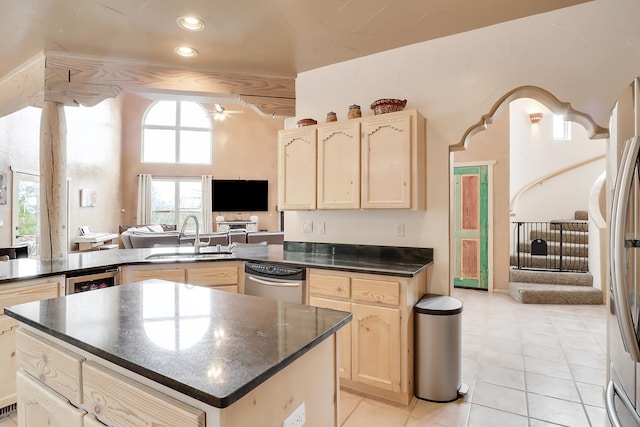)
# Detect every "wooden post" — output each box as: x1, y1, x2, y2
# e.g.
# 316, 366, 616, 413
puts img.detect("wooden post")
39, 101, 67, 261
